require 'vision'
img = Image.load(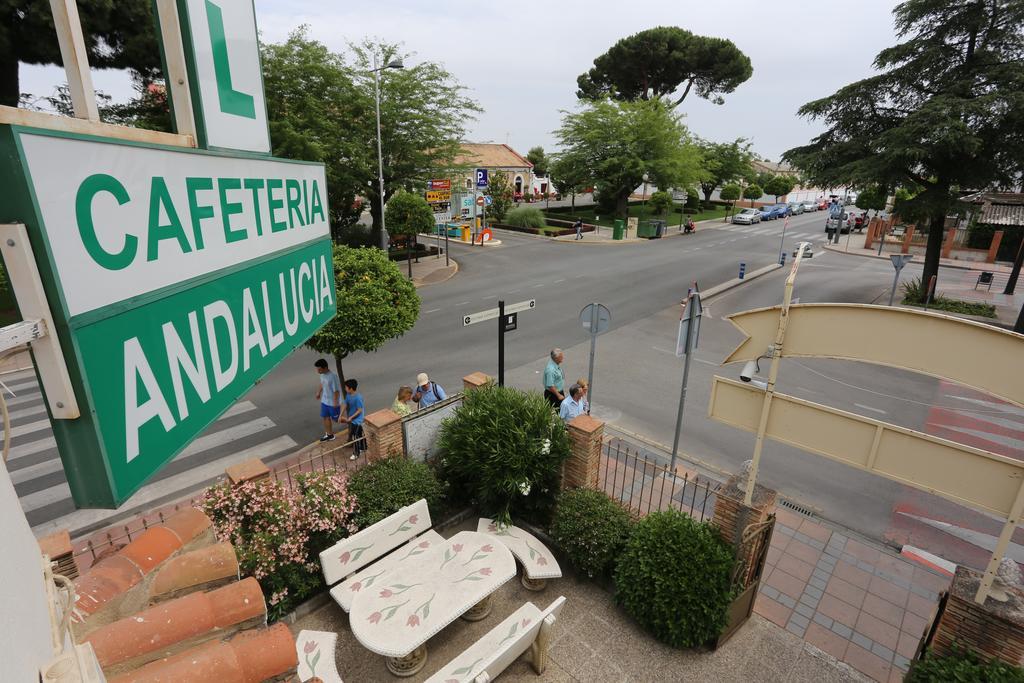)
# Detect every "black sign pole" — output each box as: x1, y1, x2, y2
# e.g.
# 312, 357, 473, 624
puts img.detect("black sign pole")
498, 300, 505, 386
